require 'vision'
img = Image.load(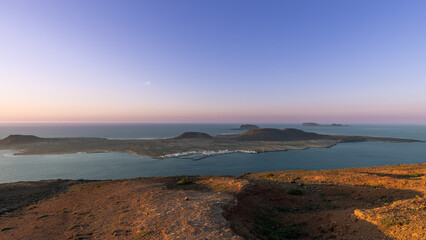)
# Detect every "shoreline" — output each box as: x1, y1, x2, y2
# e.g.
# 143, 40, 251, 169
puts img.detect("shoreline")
0, 128, 422, 159
0, 162, 422, 184
0, 160, 422, 185
3, 139, 421, 160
